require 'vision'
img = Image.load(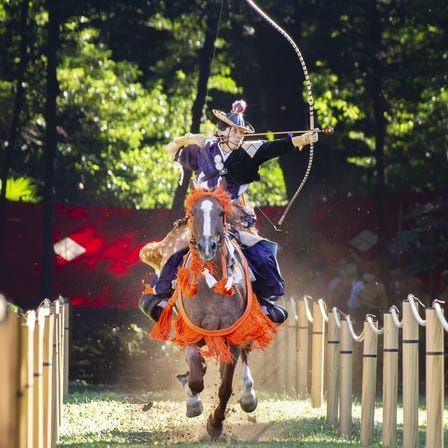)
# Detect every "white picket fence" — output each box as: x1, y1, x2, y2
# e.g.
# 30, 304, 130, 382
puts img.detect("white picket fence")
255, 294, 446, 447
0, 295, 69, 448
